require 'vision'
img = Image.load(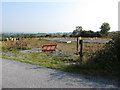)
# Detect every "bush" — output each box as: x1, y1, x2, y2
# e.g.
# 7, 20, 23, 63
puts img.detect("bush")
88, 32, 120, 74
